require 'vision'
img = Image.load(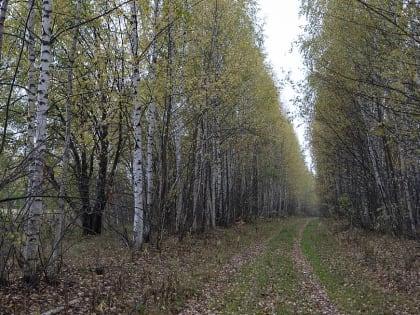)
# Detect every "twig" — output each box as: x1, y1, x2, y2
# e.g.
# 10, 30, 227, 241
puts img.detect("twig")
40, 298, 80, 315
